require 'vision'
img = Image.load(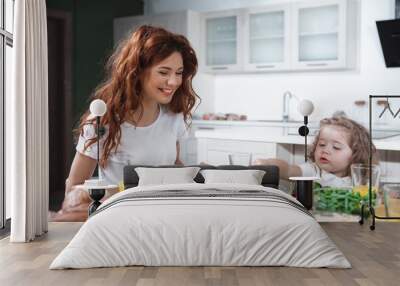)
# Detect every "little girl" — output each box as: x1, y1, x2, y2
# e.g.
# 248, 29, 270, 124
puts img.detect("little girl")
254, 116, 378, 188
